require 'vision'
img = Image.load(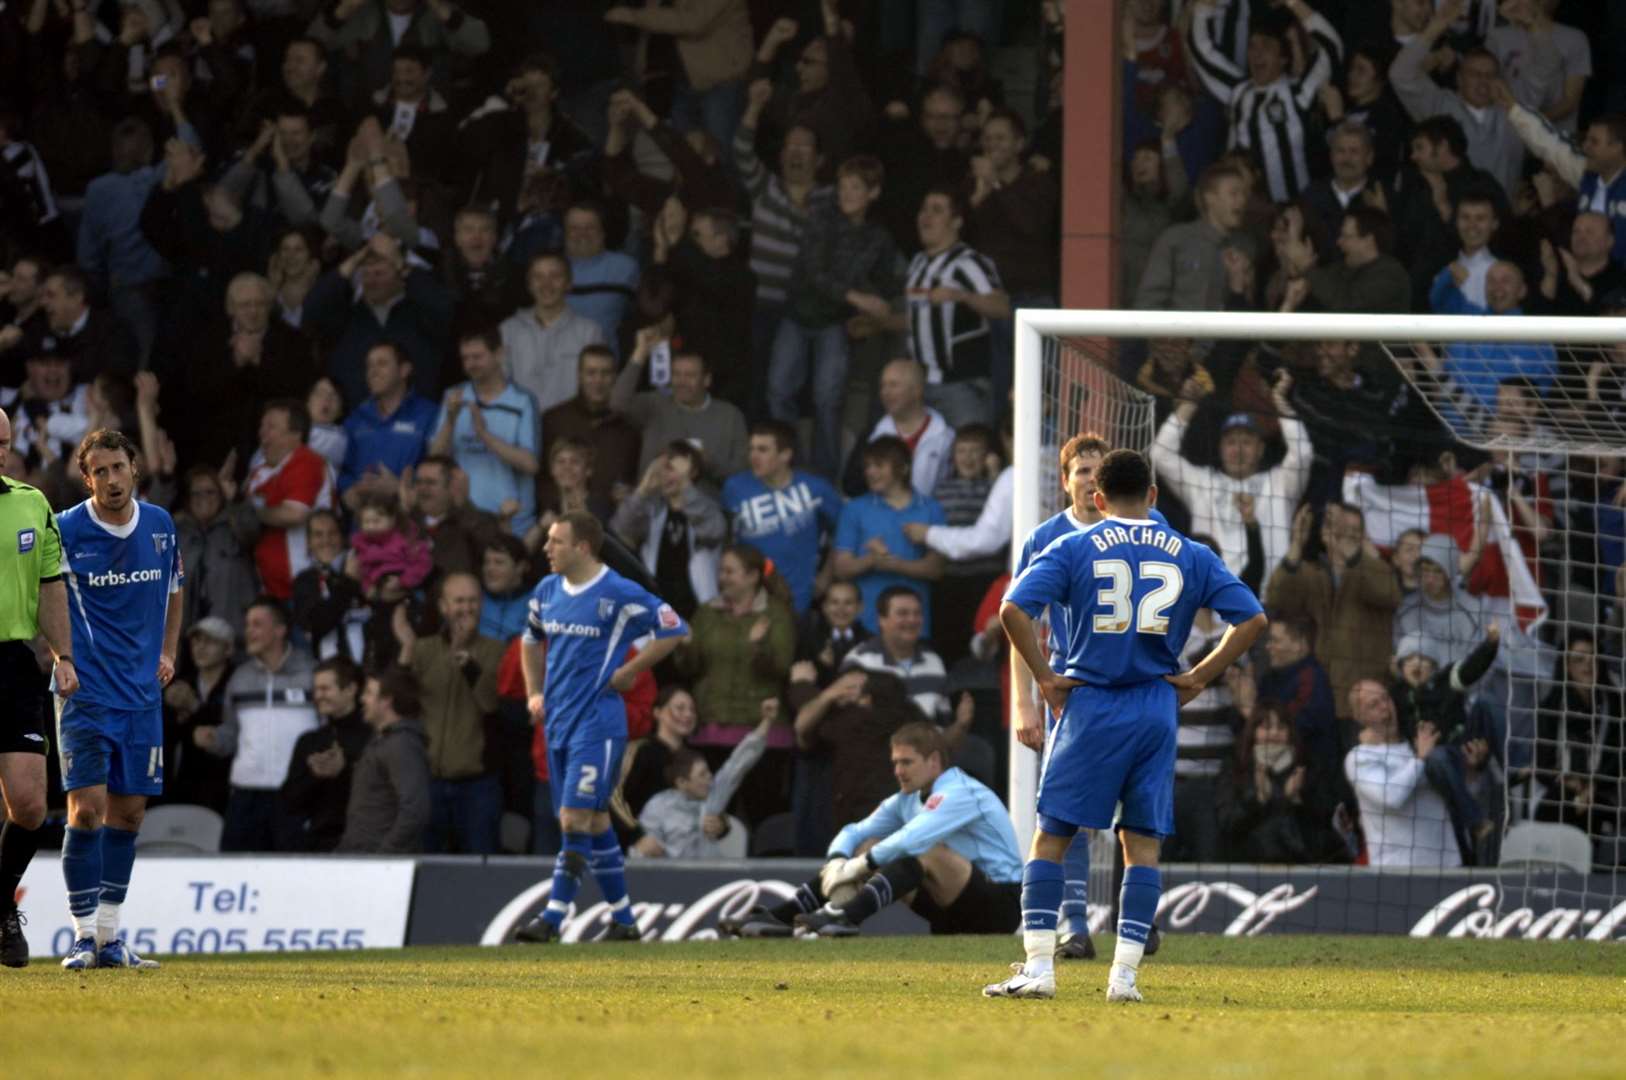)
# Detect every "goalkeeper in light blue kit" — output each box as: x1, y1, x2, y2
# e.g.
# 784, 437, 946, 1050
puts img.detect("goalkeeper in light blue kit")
55, 431, 185, 970
986, 450, 1265, 1003
514, 511, 689, 944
